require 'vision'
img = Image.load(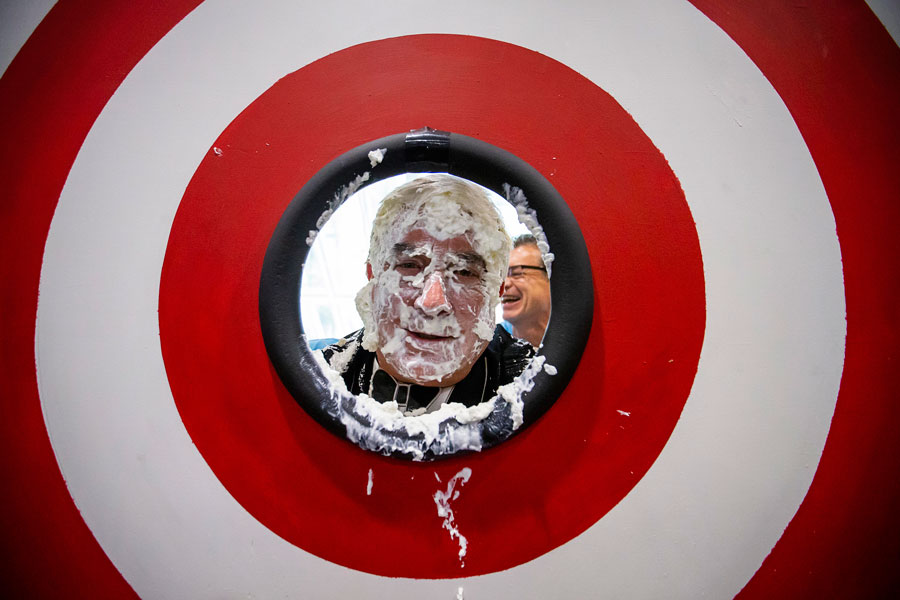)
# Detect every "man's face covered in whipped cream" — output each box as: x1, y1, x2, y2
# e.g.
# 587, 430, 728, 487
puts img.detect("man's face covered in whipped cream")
355, 175, 510, 387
